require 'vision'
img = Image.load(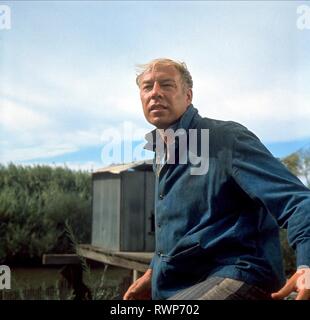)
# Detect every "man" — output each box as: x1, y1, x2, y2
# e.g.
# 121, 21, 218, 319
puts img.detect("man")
123, 58, 310, 300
